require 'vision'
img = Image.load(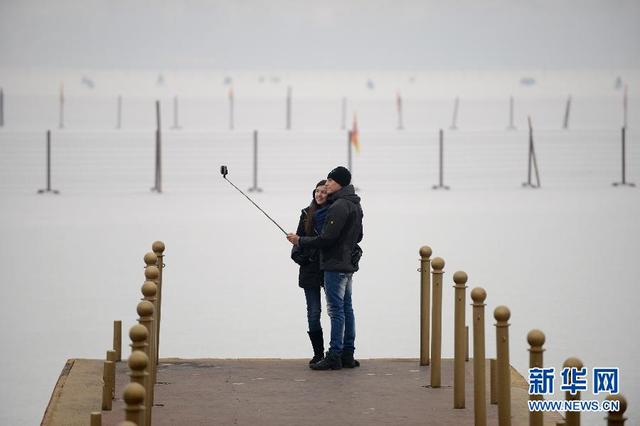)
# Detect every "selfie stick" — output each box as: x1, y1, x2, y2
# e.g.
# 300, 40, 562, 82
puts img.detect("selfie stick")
220, 165, 287, 235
